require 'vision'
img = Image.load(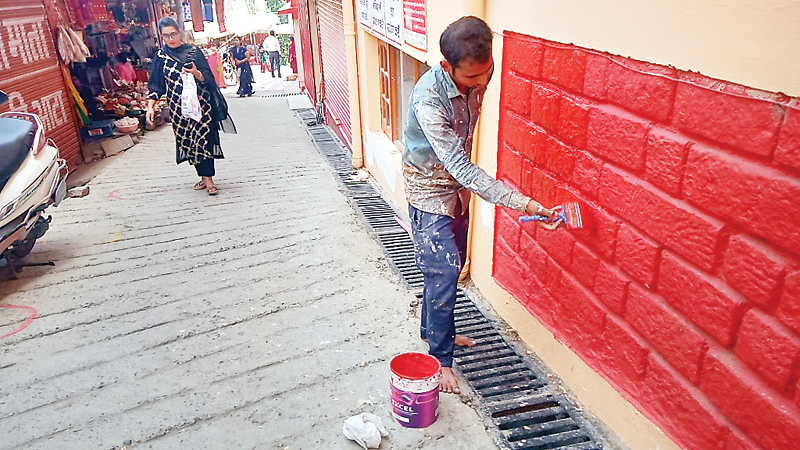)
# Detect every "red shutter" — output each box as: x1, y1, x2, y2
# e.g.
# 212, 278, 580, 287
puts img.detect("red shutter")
0, 0, 82, 168
315, 0, 352, 148
297, 0, 316, 105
